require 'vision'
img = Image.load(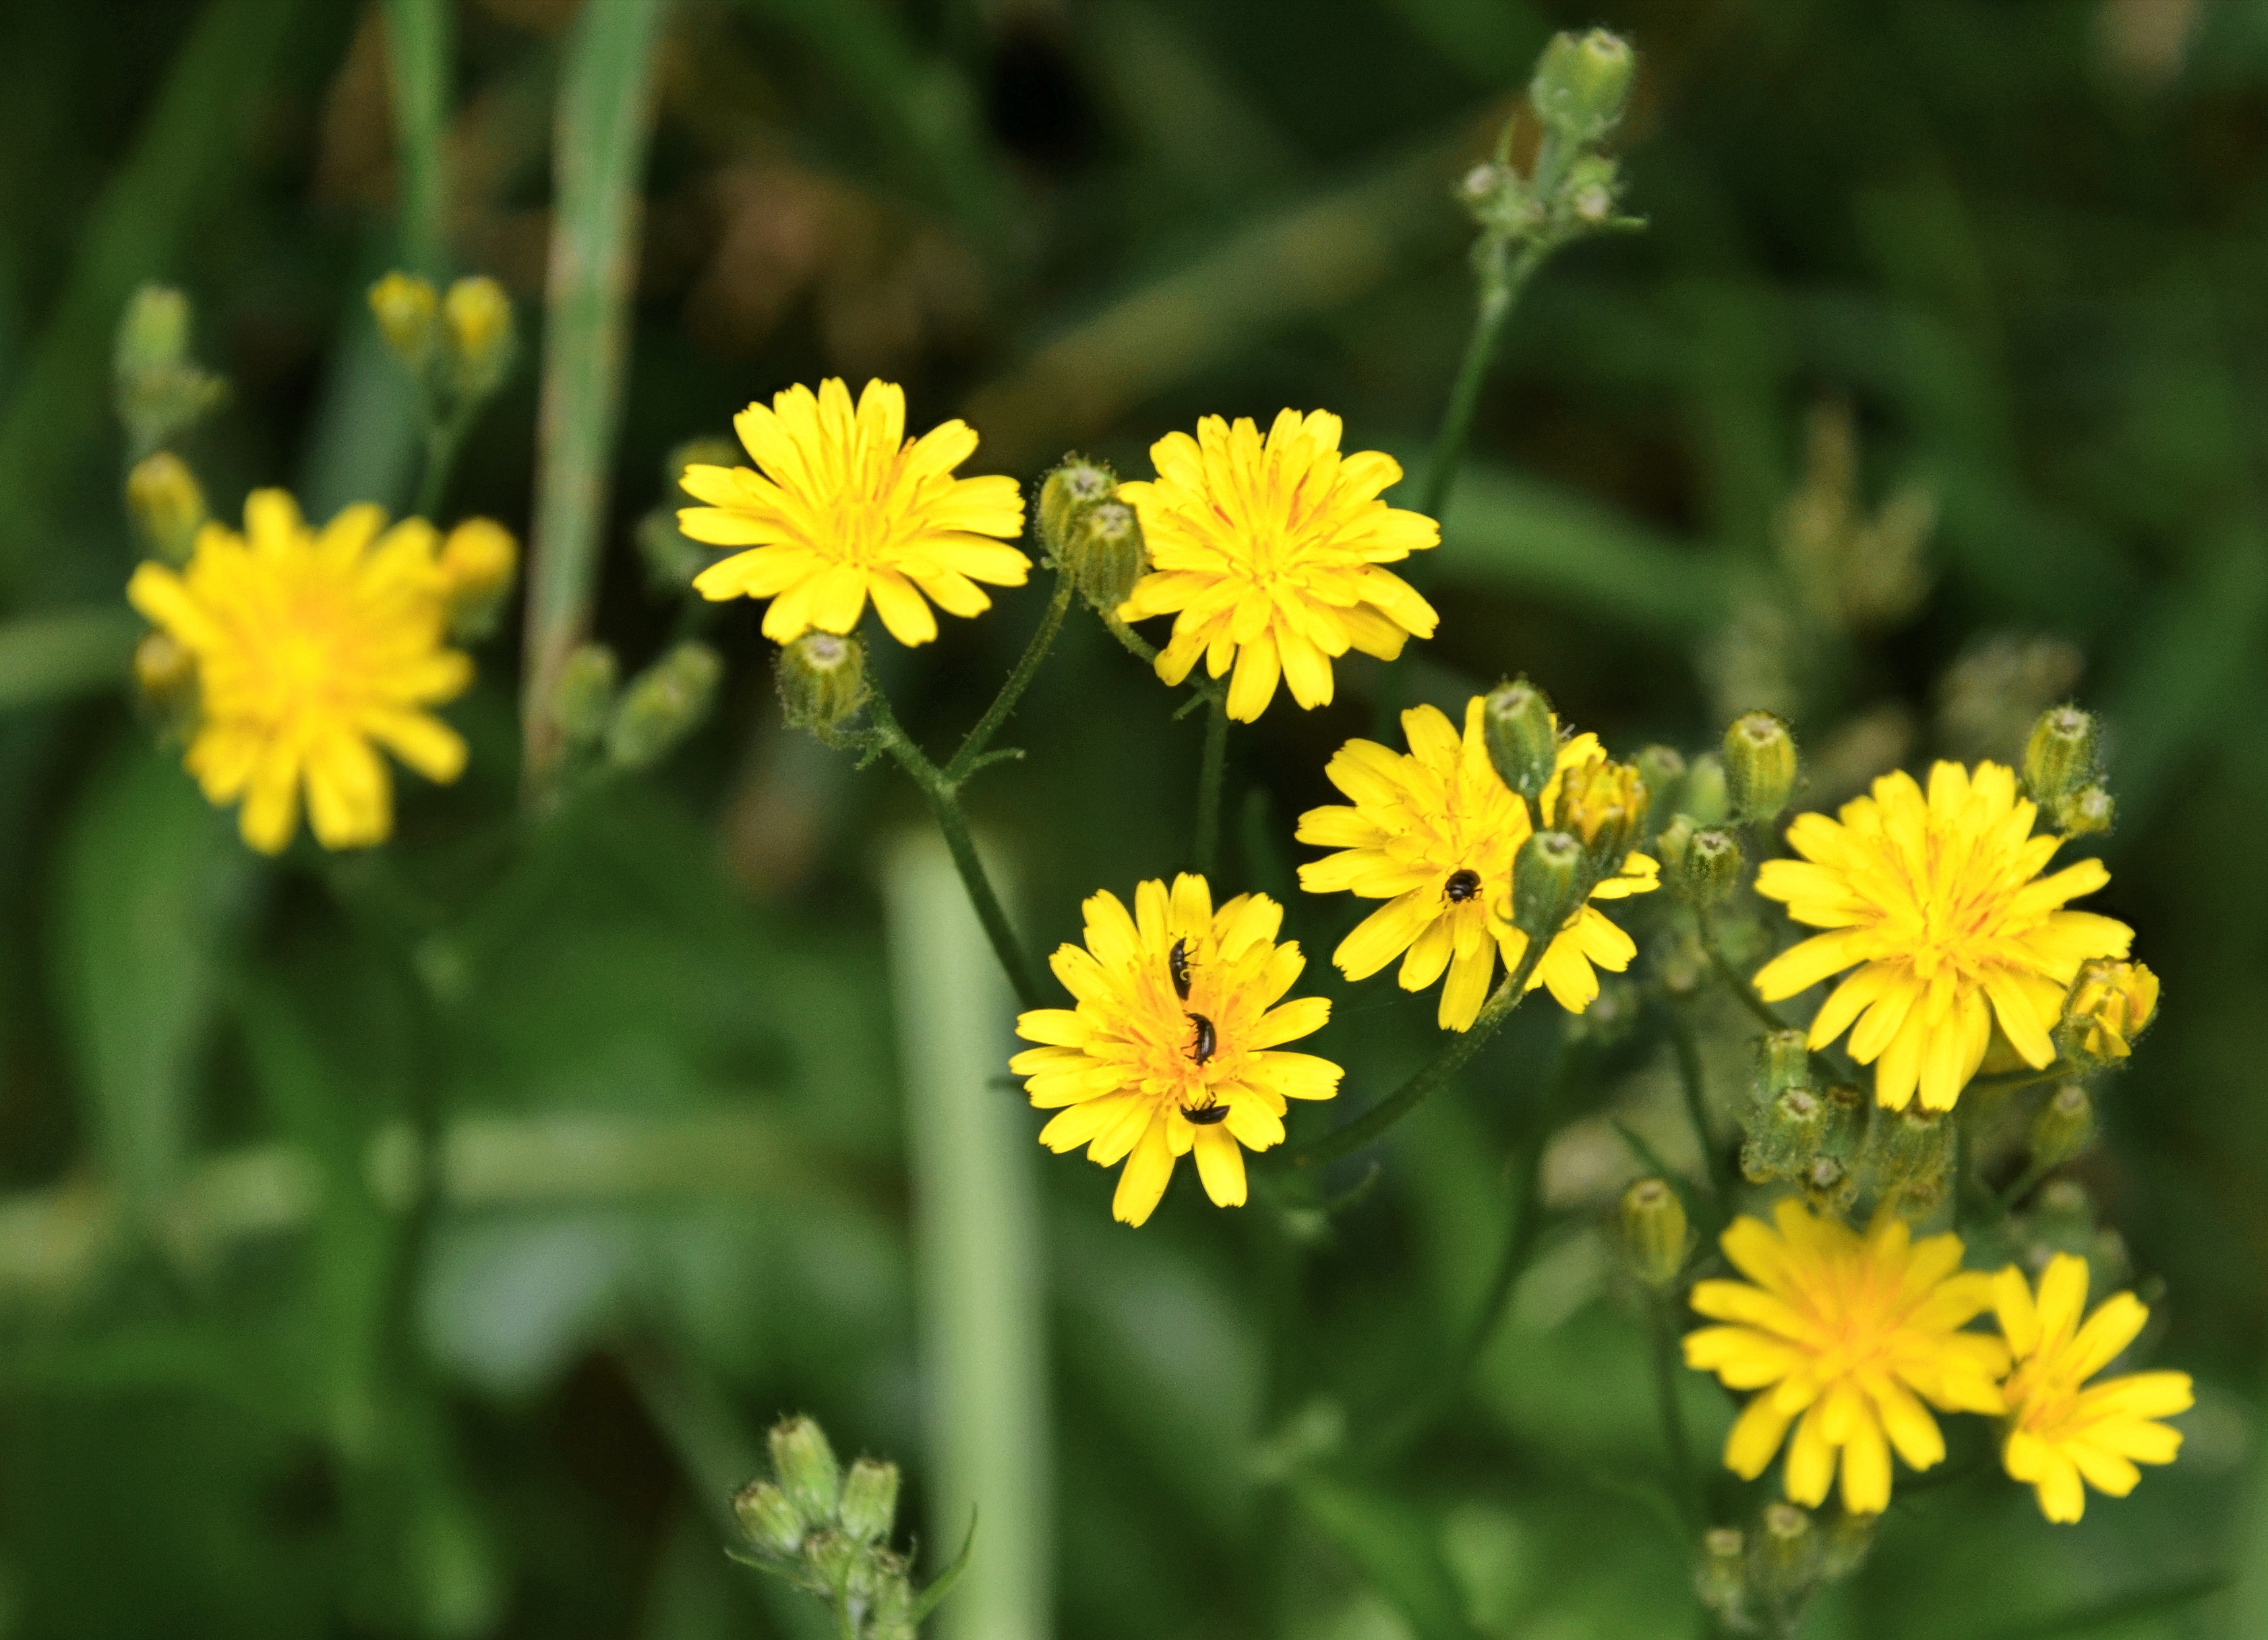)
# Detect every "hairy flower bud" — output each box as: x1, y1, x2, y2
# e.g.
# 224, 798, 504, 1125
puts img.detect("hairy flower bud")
1483, 677, 1557, 802
1753, 1502, 1820, 1601
1723, 711, 1798, 823
2029, 1083, 2096, 1171
1510, 829, 1583, 939
1065, 499, 1147, 614
125, 451, 208, 565
1866, 1105, 1955, 1217
439, 518, 518, 639
442, 276, 515, 400
2022, 705, 2096, 809
555, 645, 620, 746
369, 272, 440, 368
837, 1457, 901, 1546
1557, 756, 1648, 870
733, 1479, 806, 1557
607, 641, 723, 770
767, 1415, 843, 1531
2060, 958, 2157, 1063
1530, 28, 1636, 146
1036, 455, 1116, 559
1619, 1177, 1688, 1289
1633, 745, 1686, 825
2055, 783, 2114, 838
1679, 827, 1743, 906
777, 632, 869, 736
1679, 753, 1730, 826
1761, 1030, 1810, 1099
1741, 1084, 1824, 1185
